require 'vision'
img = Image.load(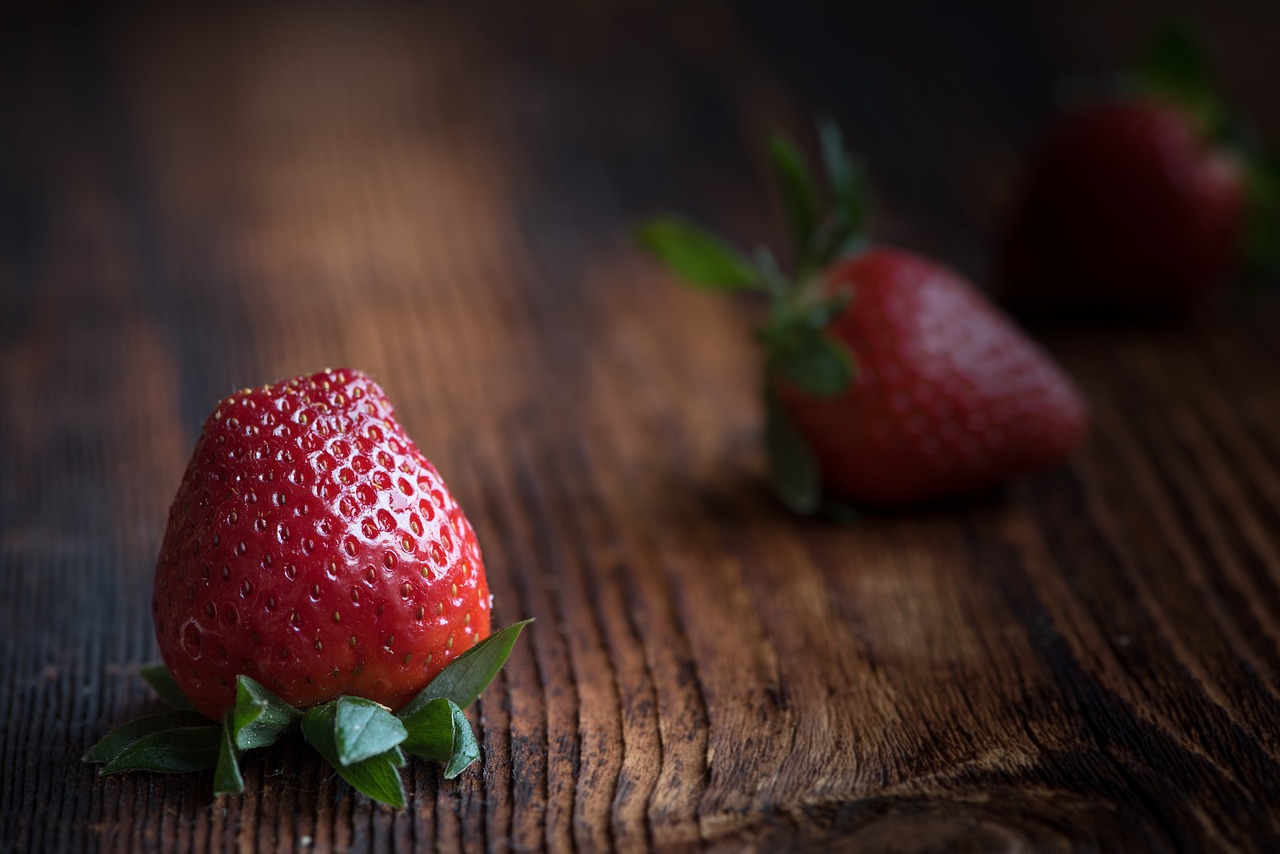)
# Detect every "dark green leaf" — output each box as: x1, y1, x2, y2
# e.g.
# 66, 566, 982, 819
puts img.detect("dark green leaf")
767, 133, 821, 261
442, 704, 480, 780
398, 620, 533, 719
399, 697, 456, 763
333, 697, 407, 766
772, 335, 855, 398
140, 663, 196, 711
213, 713, 245, 796
399, 696, 480, 778
803, 291, 853, 331
764, 393, 822, 516
754, 246, 790, 299
337, 749, 408, 808
82, 710, 211, 764
301, 702, 338, 743
635, 217, 761, 291
302, 704, 406, 808
1244, 155, 1280, 273
833, 233, 871, 262
808, 222, 870, 272
232, 675, 302, 751
100, 725, 222, 775
818, 119, 868, 246
1137, 21, 1223, 136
